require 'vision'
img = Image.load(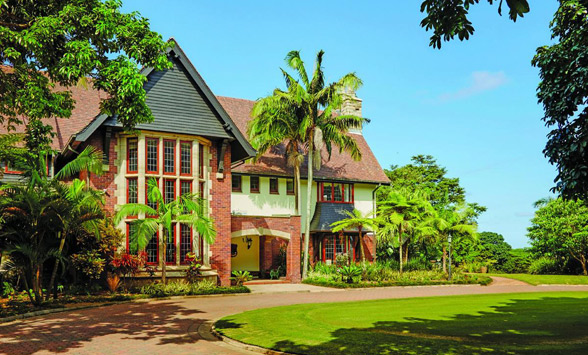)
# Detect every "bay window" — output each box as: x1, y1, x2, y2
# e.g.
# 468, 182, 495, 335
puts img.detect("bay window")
123, 135, 207, 267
